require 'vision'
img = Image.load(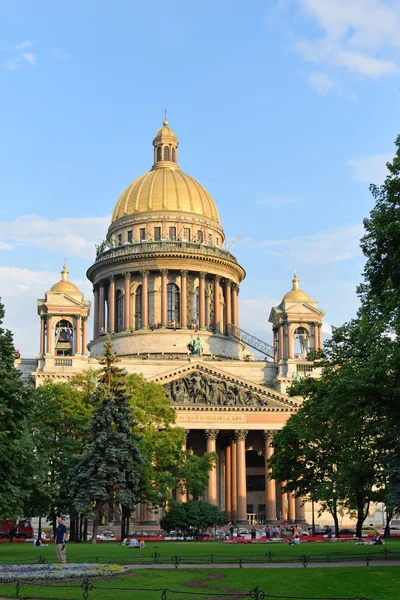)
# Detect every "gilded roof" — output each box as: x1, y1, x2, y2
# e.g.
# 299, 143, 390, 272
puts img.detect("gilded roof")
50, 264, 80, 294
282, 272, 310, 302
111, 168, 221, 223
